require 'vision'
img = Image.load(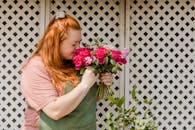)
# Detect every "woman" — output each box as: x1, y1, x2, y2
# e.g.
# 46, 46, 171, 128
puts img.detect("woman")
20, 11, 112, 130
